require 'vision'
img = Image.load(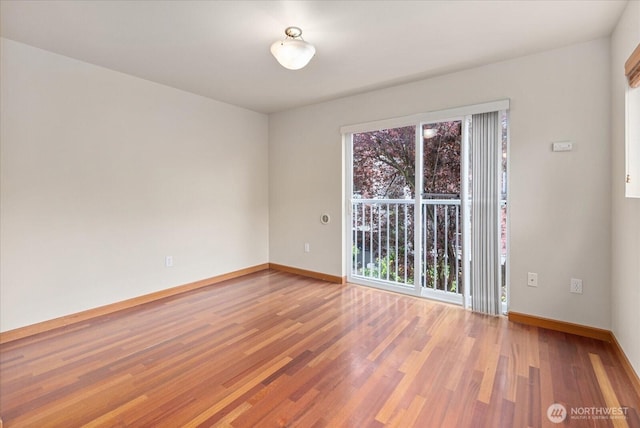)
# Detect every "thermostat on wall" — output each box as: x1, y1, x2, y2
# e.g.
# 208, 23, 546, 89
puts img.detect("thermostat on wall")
552, 141, 573, 152
320, 214, 330, 225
